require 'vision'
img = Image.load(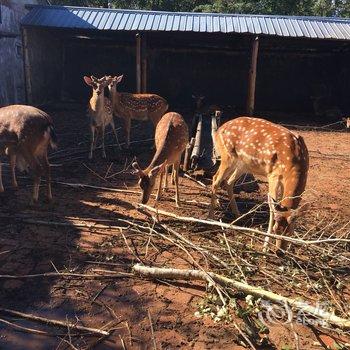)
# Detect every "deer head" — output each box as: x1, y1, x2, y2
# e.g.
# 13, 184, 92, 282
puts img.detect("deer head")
106, 75, 124, 92
132, 161, 162, 204
83, 75, 112, 96
272, 200, 309, 248
192, 94, 205, 110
